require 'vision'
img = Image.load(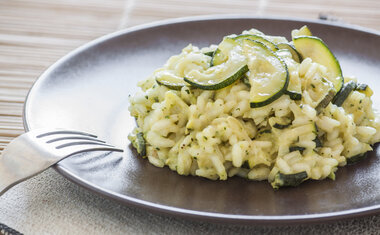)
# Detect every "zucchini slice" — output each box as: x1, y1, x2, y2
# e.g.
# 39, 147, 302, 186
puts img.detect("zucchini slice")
277, 43, 302, 63
210, 48, 224, 66
241, 75, 251, 88
186, 38, 248, 90
136, 132, 146, 156
285, 91, 302, 101
129, 132, 146, 156
292, 25, 312, 38
355, 83, 373, 97
315, 88, 336, 114
243, 39, 289, 108
293, 36, 344, 93
332, 81, 356, 106
210, 37, 238, 66
184, 64, 248, 90
284, 74, 302, 101
347, 152, 368, 165
155, 71, 188, 90
233, 34, 279, 52
271, 171, 308, 189
276, 48, 302, 100
203, 50, 215, 57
